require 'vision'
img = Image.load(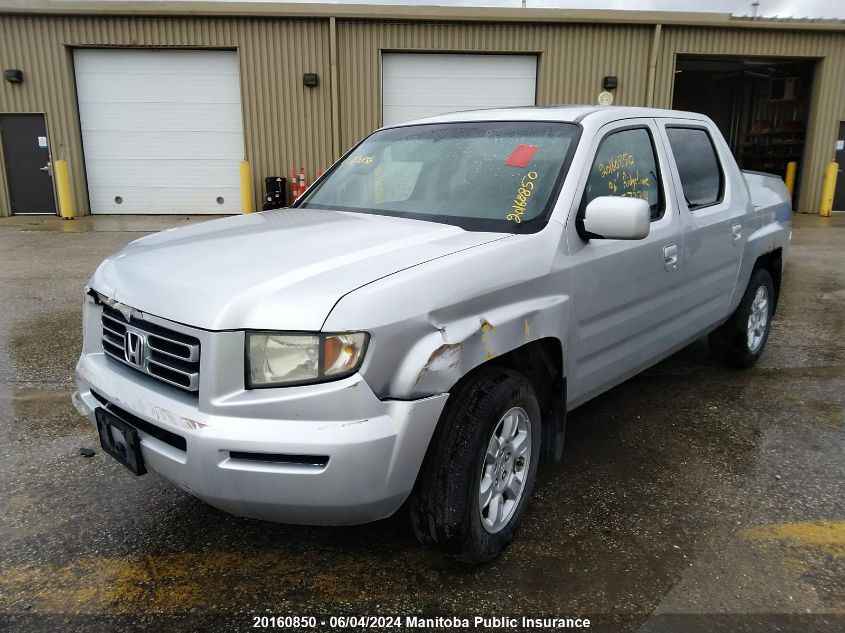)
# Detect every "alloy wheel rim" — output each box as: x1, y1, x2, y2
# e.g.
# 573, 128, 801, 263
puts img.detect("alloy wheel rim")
478, 406, 532, 534
746, 285, 770, 353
